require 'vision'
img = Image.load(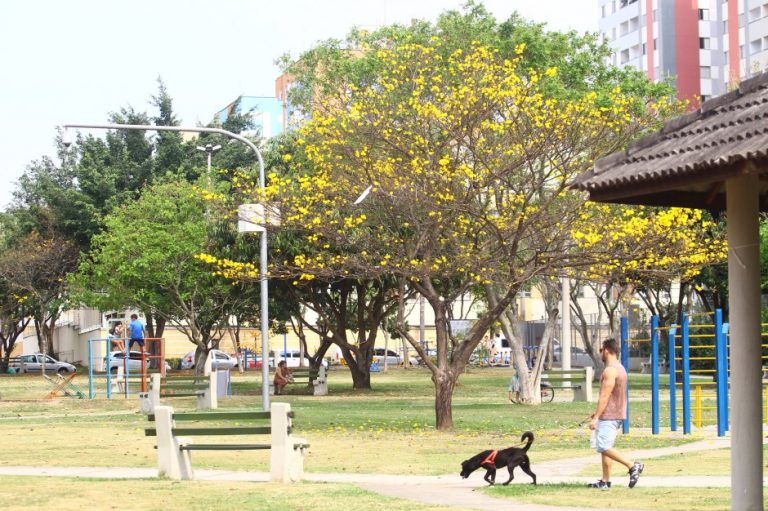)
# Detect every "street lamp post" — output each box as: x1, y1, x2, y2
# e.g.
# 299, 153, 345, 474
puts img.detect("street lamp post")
63, 123, 272, 410
196, 143, 222, 178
